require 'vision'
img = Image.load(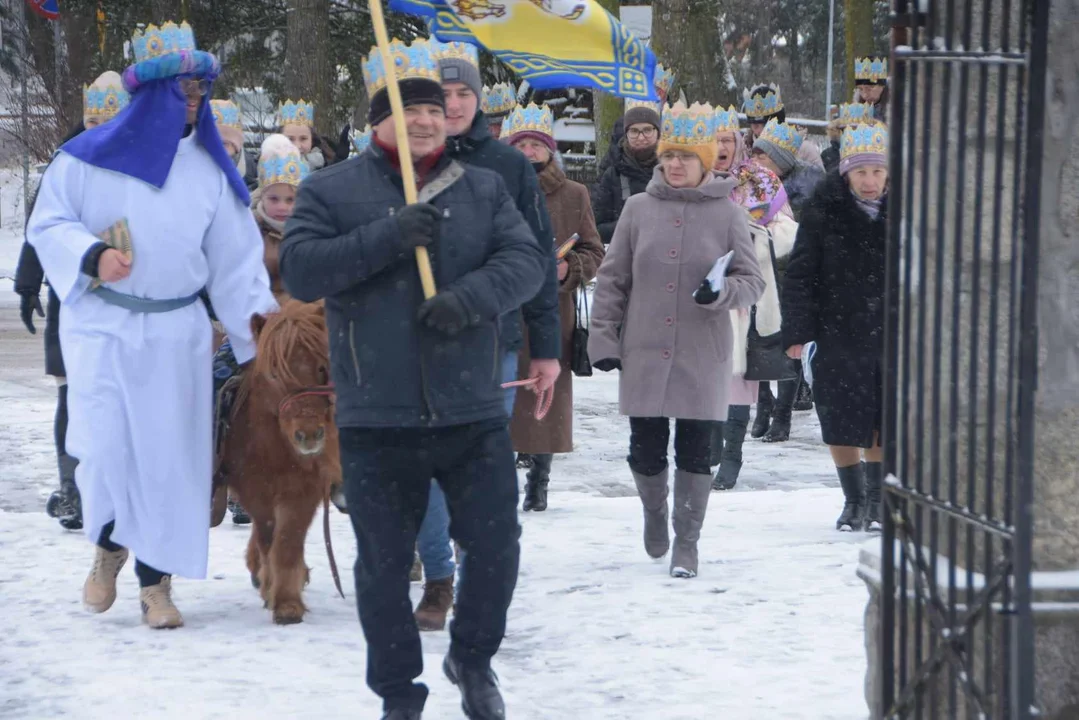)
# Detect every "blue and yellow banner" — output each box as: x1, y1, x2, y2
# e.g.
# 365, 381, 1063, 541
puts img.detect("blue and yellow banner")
389, 0, 658, 101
